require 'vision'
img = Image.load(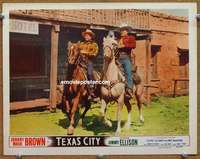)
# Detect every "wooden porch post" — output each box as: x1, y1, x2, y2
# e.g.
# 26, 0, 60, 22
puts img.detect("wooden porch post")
173, 80, 177, 98
49, 24, 60, 112
145, 35, 151, 105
